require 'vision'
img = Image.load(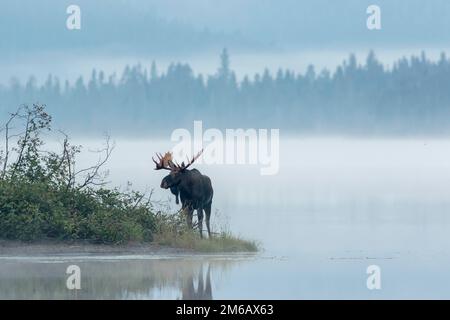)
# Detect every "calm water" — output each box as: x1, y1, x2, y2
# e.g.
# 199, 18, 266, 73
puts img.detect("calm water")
2, 138, 450, 299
